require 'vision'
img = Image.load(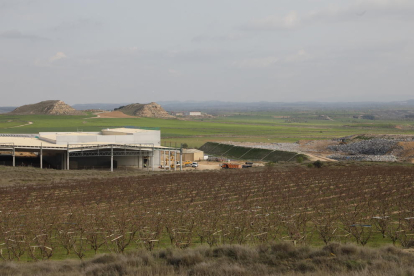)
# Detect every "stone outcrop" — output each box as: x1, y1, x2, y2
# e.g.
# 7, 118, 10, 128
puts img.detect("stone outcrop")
115, 102, 174, 118
9, 100, 85, 115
